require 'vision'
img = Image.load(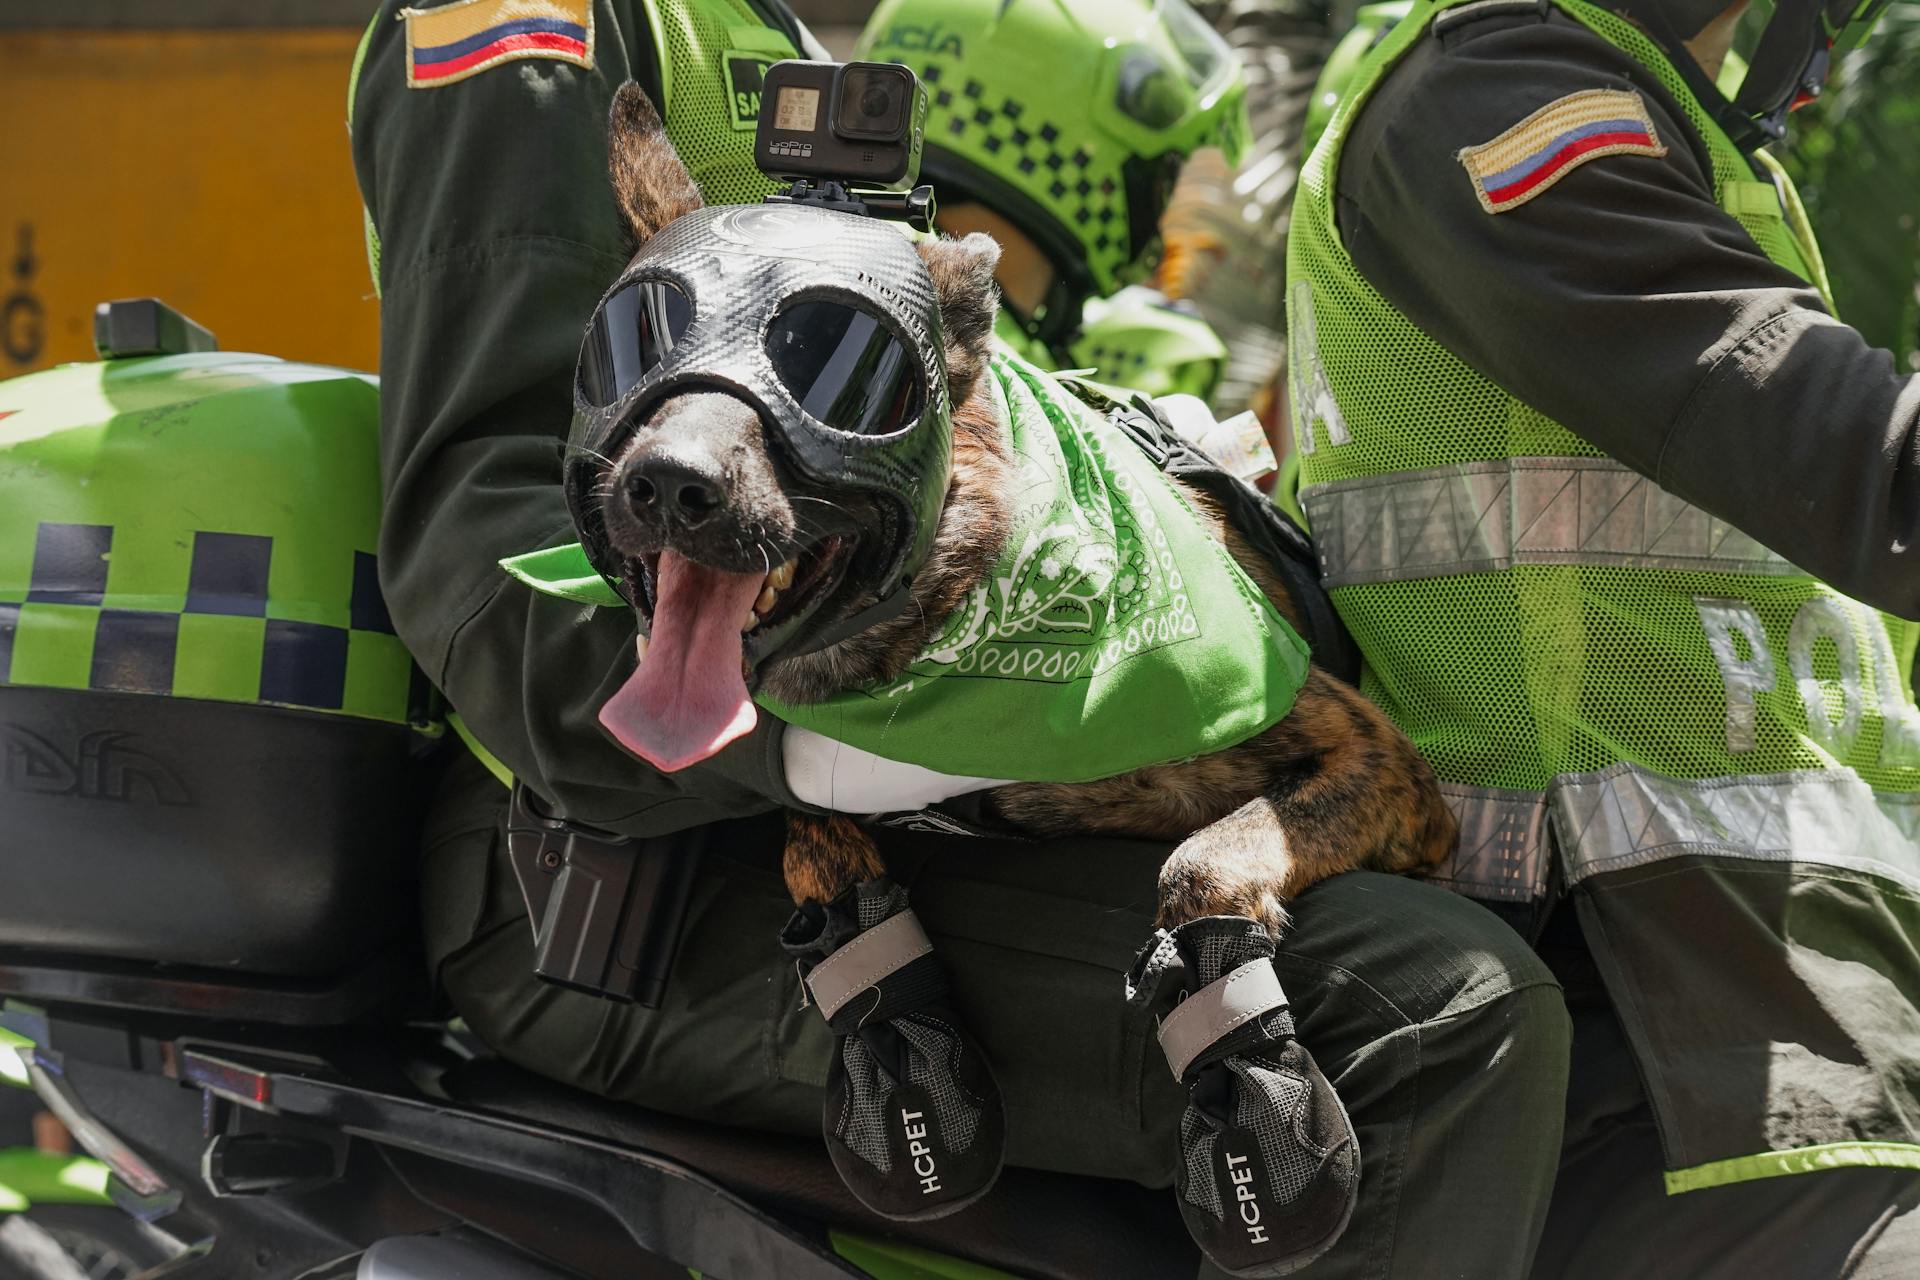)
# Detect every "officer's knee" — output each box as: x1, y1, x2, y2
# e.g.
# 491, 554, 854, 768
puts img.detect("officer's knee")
1280, 871, 1570, 1086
